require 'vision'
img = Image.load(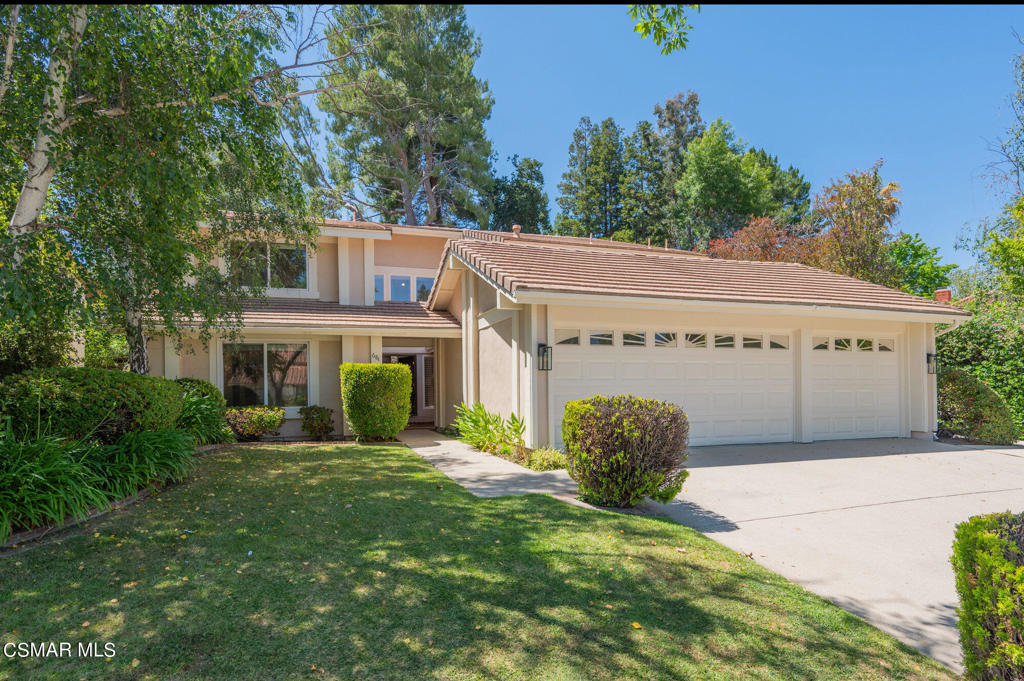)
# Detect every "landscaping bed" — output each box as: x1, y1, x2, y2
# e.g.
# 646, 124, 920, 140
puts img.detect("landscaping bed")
0, 443, 954, 680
